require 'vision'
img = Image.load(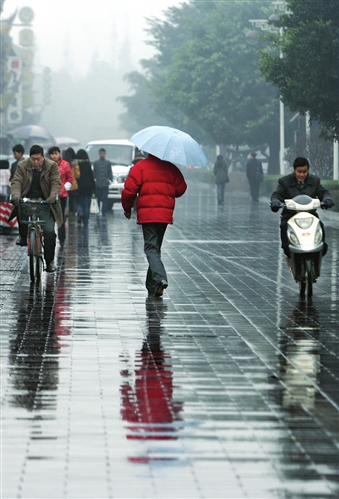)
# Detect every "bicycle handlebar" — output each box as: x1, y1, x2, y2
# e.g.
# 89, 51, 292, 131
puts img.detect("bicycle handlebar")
21, 198, 49, 204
